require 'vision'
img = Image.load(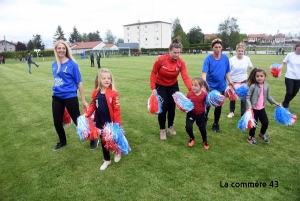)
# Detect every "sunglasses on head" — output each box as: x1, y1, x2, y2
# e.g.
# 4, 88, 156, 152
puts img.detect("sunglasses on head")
212, 38, 222, 43
172, 43, 182, 48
